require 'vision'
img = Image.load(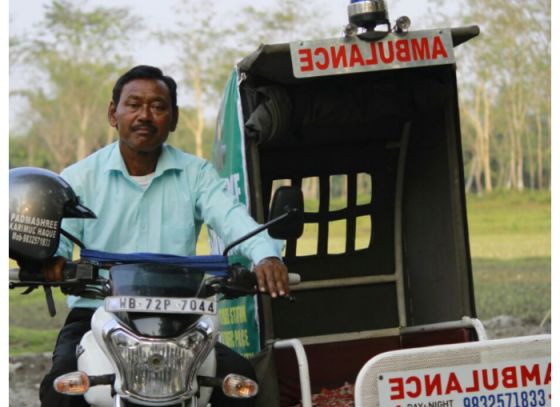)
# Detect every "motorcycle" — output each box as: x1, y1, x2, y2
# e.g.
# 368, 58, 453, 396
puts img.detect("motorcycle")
9, 168, 303, 407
